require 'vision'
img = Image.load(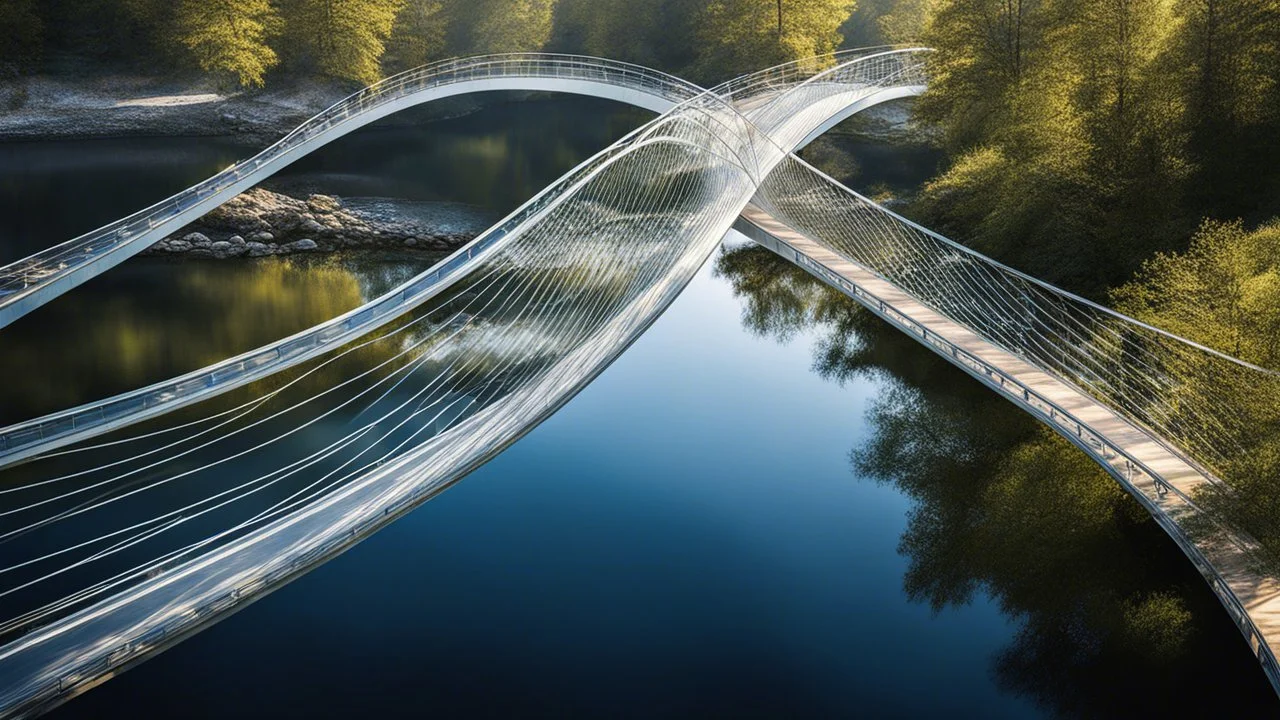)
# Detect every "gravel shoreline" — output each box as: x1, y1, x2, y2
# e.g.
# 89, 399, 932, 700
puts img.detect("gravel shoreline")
0, 74, 346, 144
141, 188, 495, 259
1, 74, 506, 258
0, 72, 499, 144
